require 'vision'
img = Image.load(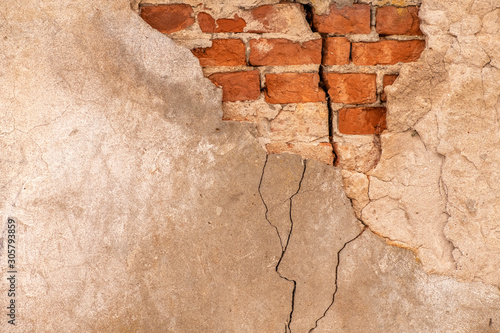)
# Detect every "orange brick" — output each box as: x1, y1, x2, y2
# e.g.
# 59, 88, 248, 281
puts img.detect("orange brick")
376, 6, 422, 35
246, 4, 309, 33
323, 73, 377, 104
323, 37, 351, 65
249, 39, 322, 66
313, 4, 371, 34
208, 71, 261, 102
198, 12, 246, 33
192, 39, 246, 67
381, 74, 398, 102
352, 40, 425, 65
265, 73, 326, 104
338, 107, 387, 134
140, 5, 194, 34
